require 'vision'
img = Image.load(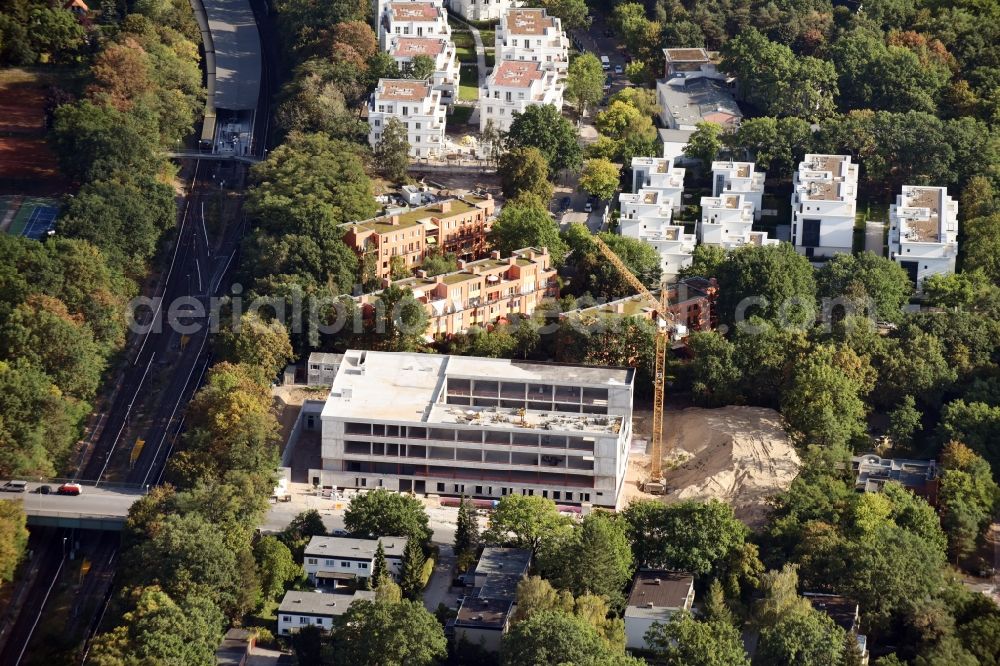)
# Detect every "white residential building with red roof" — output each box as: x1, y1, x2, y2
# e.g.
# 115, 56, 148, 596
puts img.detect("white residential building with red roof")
495, 8, 569, 74
479, 60, 563, 132
369, 79, 447, 158
388, 36, 459, 105
379, 1, 451, 49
